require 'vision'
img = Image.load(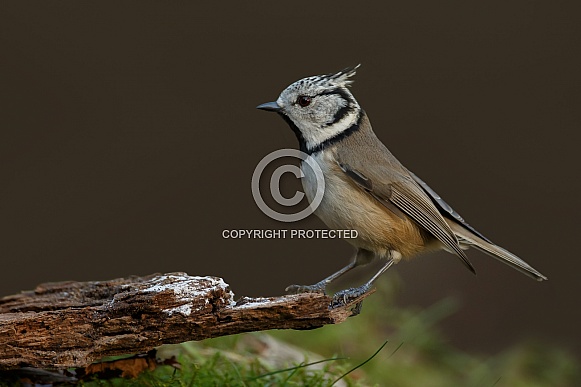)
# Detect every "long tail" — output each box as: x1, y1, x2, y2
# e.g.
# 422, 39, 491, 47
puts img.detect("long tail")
447, 221, 547, 281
